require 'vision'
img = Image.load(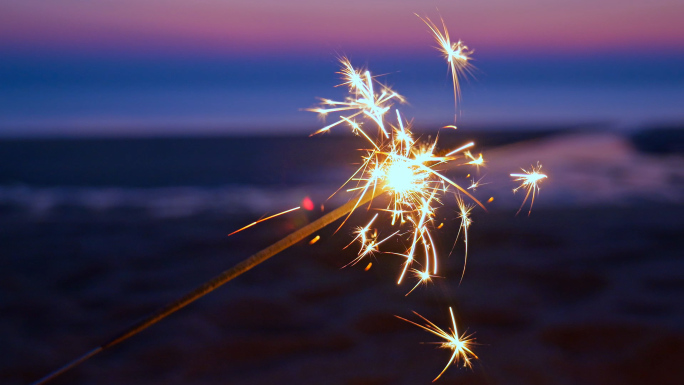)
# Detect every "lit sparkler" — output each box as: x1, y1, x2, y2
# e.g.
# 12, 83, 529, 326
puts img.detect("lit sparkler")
397, 307, 478, 381
511, 163, 547, 215
31, 15, 549, 385
309, 62, 486, 290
